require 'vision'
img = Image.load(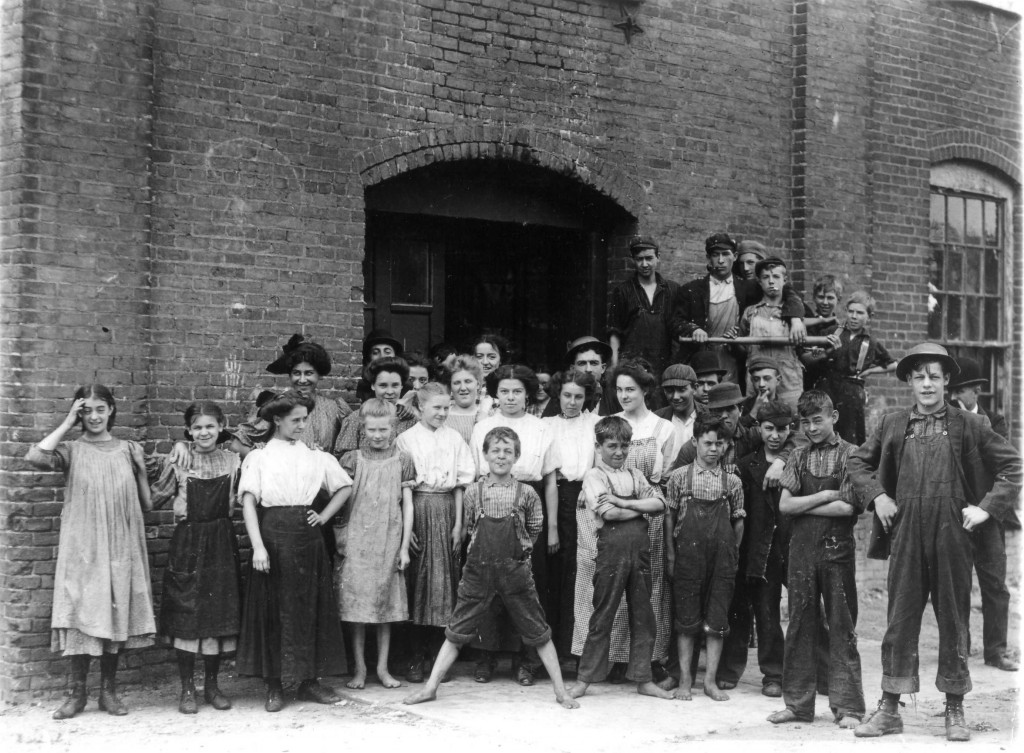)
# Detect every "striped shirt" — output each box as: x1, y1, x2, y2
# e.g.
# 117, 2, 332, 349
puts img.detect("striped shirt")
463, 478, 543, 554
